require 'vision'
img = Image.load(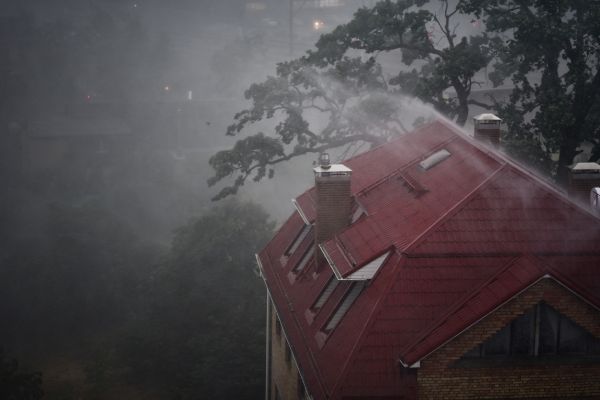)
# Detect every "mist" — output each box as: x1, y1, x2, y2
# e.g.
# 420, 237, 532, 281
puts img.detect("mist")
0, 0, 384, 398
3, 0, 597, 399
